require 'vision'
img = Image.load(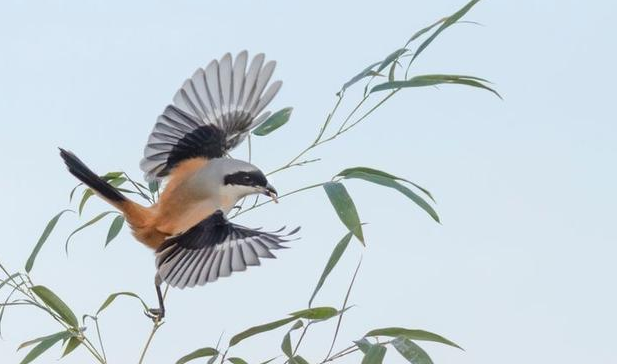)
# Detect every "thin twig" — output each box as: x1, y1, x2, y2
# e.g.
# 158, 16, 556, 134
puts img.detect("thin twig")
324, 258, 362, 360
232, 182, 326, 218
138, 285, 169, 364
